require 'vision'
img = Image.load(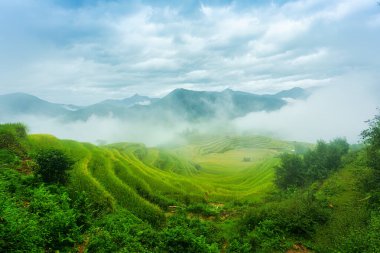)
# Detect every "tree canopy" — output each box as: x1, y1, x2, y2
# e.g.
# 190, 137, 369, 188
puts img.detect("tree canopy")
275, 138, 349, 189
